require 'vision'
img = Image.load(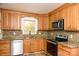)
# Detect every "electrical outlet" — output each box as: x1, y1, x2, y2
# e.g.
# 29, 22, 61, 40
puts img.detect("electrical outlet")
39, 32, 41, 35
70, 34, 73, 39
